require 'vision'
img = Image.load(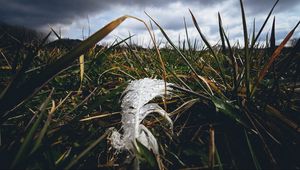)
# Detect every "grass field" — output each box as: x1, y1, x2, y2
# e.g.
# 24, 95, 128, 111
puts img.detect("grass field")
0, 0, 300, 169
